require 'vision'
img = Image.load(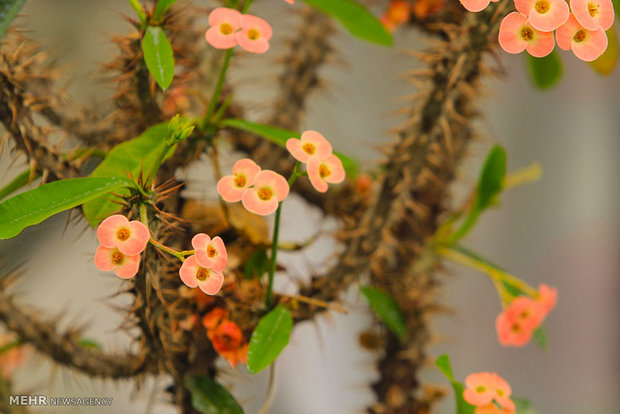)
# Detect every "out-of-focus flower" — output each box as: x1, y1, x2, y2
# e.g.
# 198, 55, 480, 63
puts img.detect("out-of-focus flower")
381, 1, 411, 31
538, 283, 558, 314
495, 296, 546, 346
0, 335, 27, 379
97, 215, 149, 256
570, 0, 614, 31
94, 246, 141, 279
464, 372, 515, 412
203, 311, 248, 368
459, 0, 499, 13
